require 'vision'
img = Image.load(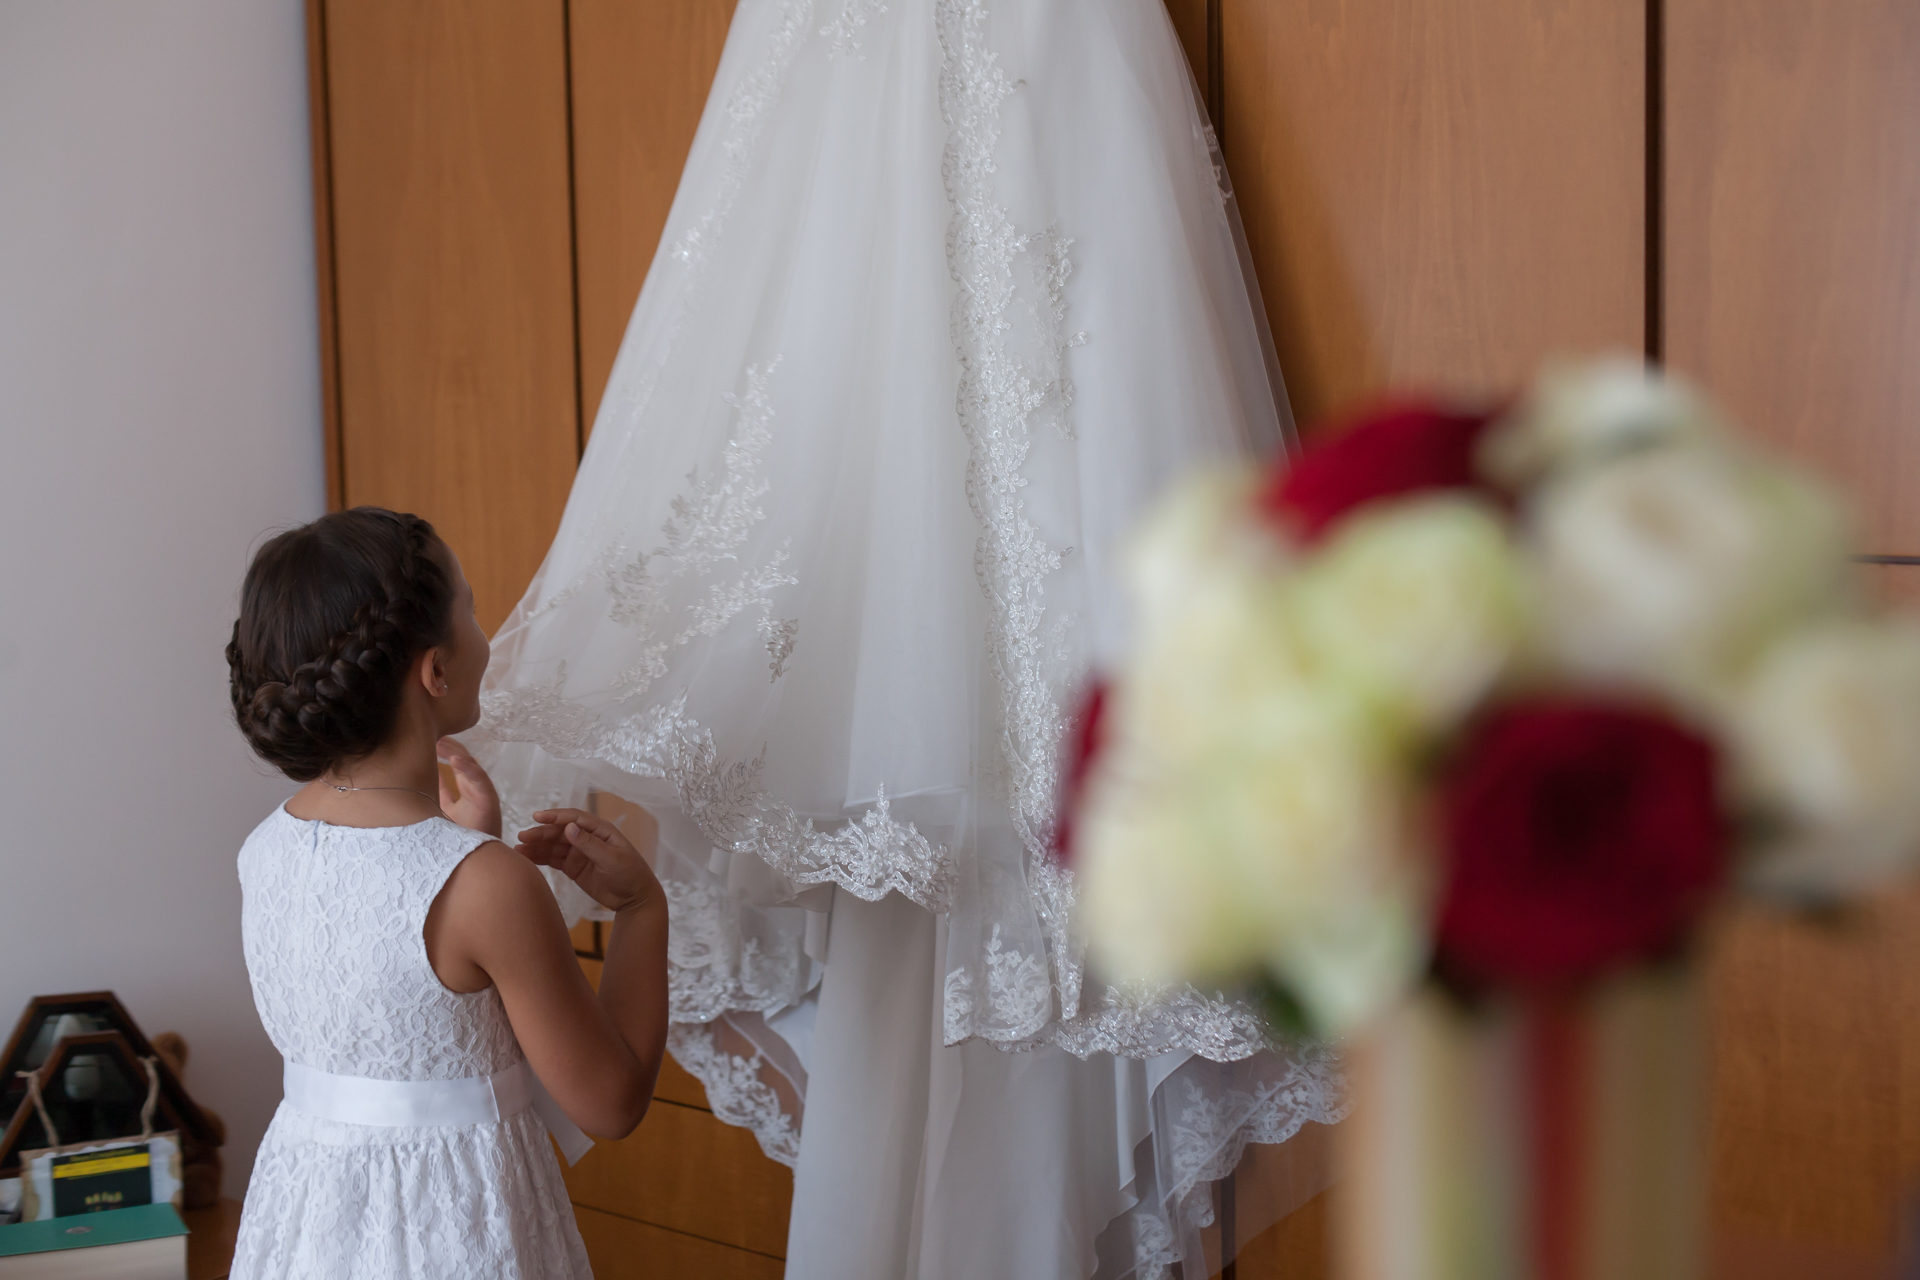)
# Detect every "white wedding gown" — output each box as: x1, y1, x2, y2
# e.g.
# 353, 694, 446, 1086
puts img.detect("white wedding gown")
469, 0, 1342, 1274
